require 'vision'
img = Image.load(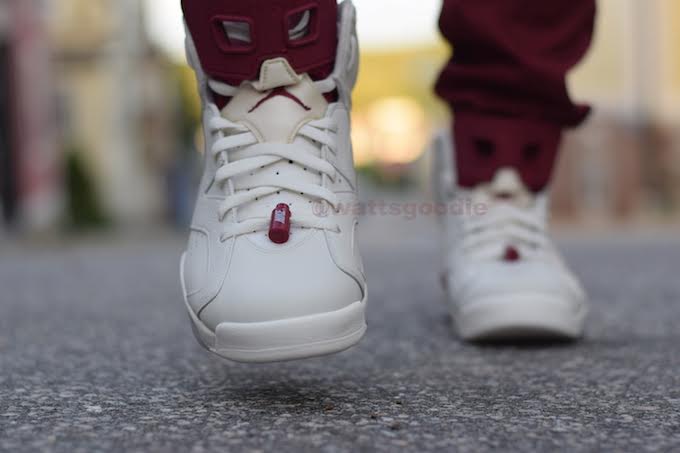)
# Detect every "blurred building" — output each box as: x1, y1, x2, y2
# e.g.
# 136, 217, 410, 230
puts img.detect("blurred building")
0, 0, 61, 232
351, 0, 680, 224
2, 0, 188, 233
554, 0, 680, 223
3, 0, 678, 233
351, 44, 448, 168
50, 0, 176, 227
